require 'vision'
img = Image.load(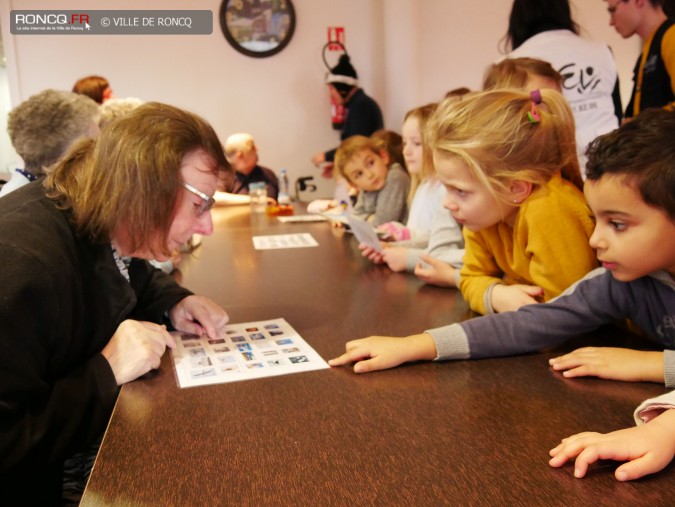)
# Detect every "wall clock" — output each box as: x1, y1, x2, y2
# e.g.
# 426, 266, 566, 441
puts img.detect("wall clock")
220, 0, 296, 58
